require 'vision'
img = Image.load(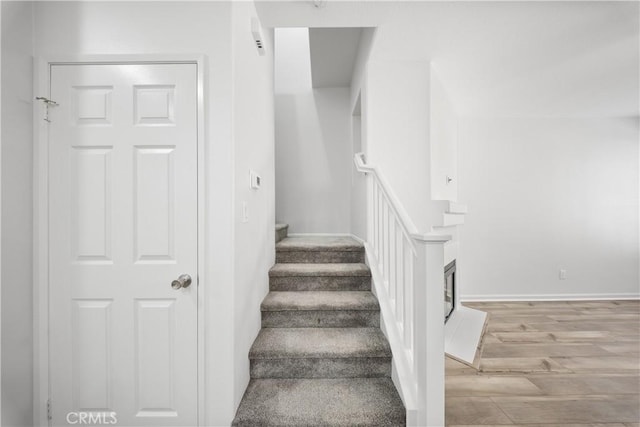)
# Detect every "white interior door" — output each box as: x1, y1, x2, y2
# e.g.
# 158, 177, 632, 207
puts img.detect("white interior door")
48, 63, 198, 426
